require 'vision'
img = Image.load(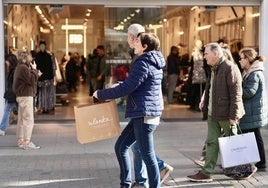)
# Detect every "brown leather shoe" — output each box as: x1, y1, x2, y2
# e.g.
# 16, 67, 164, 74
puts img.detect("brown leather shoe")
187, 171, 212, 182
